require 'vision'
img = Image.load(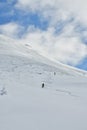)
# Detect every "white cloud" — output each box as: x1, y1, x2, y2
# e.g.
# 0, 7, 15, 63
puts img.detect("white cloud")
15, 0, 71, 27
0, 23, 24, 38
16, 0, 87, 24
20, 25, 87, 66
16, 0, 57, 12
